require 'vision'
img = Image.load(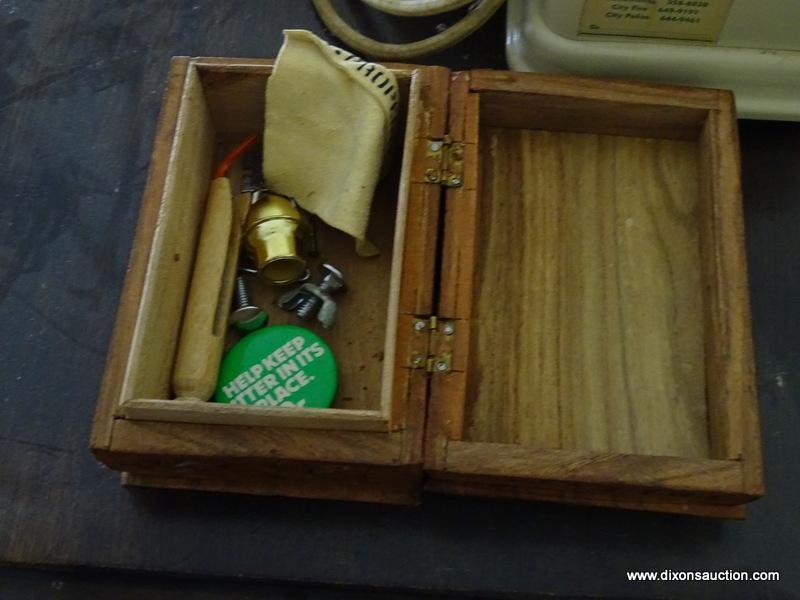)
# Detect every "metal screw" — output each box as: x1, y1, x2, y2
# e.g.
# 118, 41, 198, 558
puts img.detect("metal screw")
425, 169, 439, 182
295, 264, 345, 321
441, 321, 455, 336
449, 176, 462, 187
414, 320, 427, 332
230, 276, 267, 331
429, 141, 442, 152
435, 359, 449, 372
410, 354, 426, 368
